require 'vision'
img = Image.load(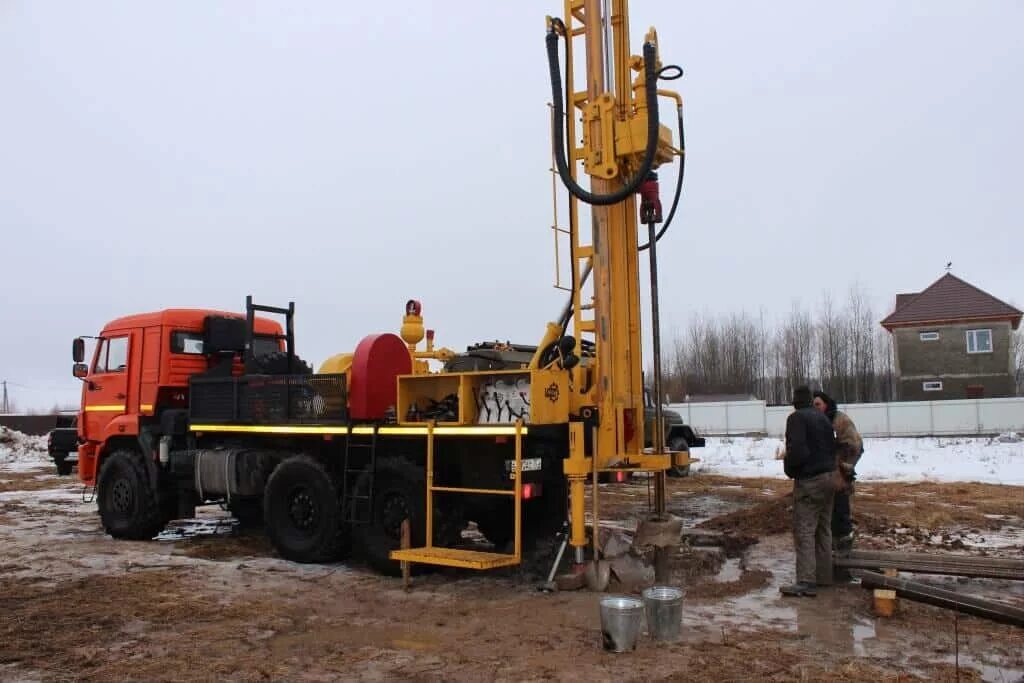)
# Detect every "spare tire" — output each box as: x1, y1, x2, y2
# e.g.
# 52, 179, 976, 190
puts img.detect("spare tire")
250, 351, 312, 375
